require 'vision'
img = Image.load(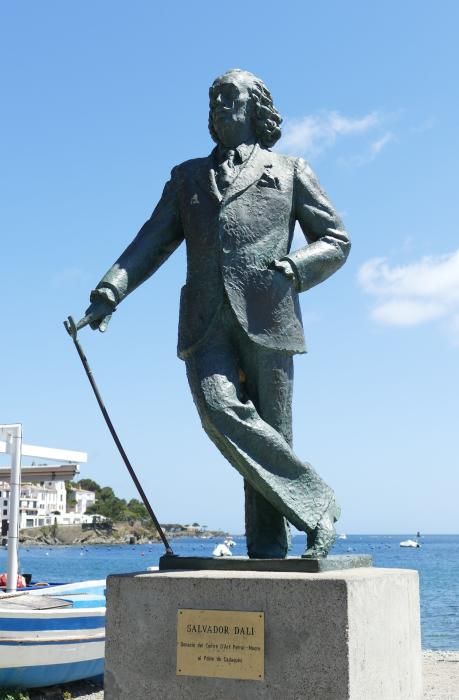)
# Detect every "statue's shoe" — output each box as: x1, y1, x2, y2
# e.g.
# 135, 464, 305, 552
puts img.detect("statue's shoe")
302, 498, 341, 559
